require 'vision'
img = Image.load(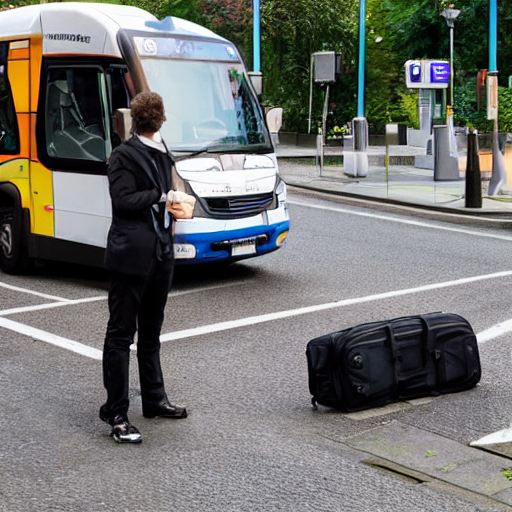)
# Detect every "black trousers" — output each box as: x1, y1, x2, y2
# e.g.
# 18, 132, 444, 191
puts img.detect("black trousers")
102, 258, 174, 420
